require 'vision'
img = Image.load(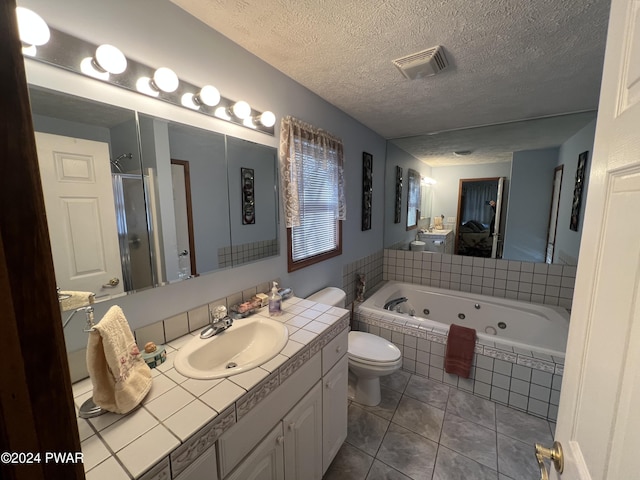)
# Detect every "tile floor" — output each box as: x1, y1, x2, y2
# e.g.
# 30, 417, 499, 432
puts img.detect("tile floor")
324, 370, 555, 480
